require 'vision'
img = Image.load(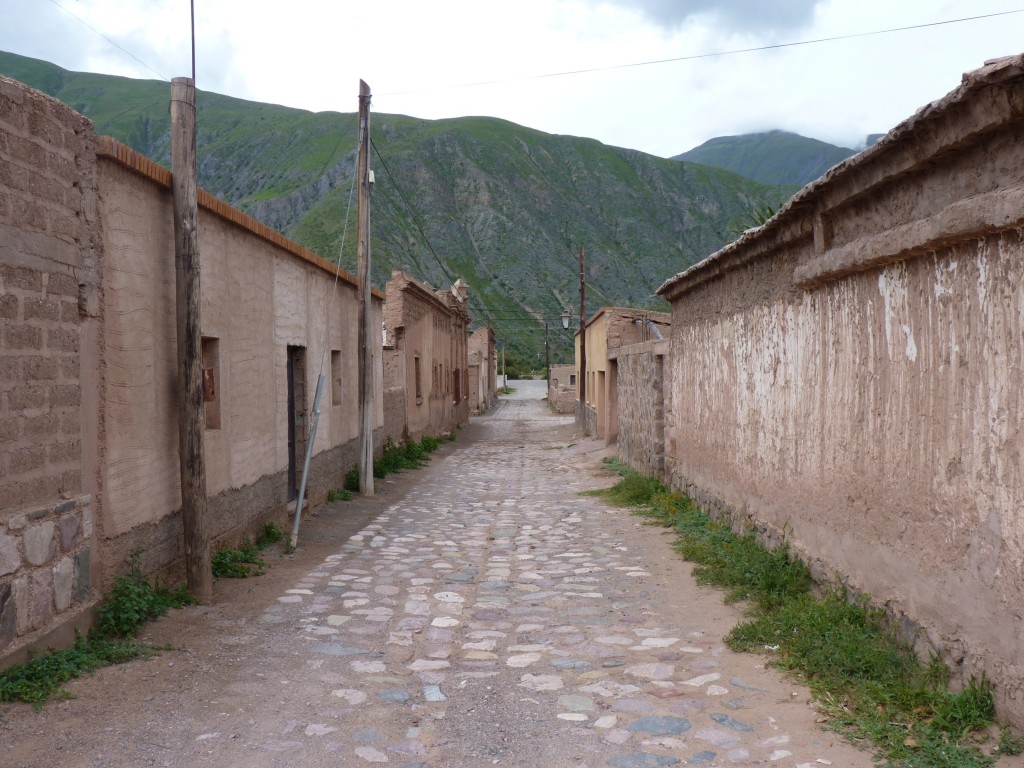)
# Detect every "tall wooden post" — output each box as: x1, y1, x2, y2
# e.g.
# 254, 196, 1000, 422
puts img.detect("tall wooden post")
171, 77, 212, 600
545, 320, 550, 389
356, 80, 375, 496
578, 245, 587, 432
